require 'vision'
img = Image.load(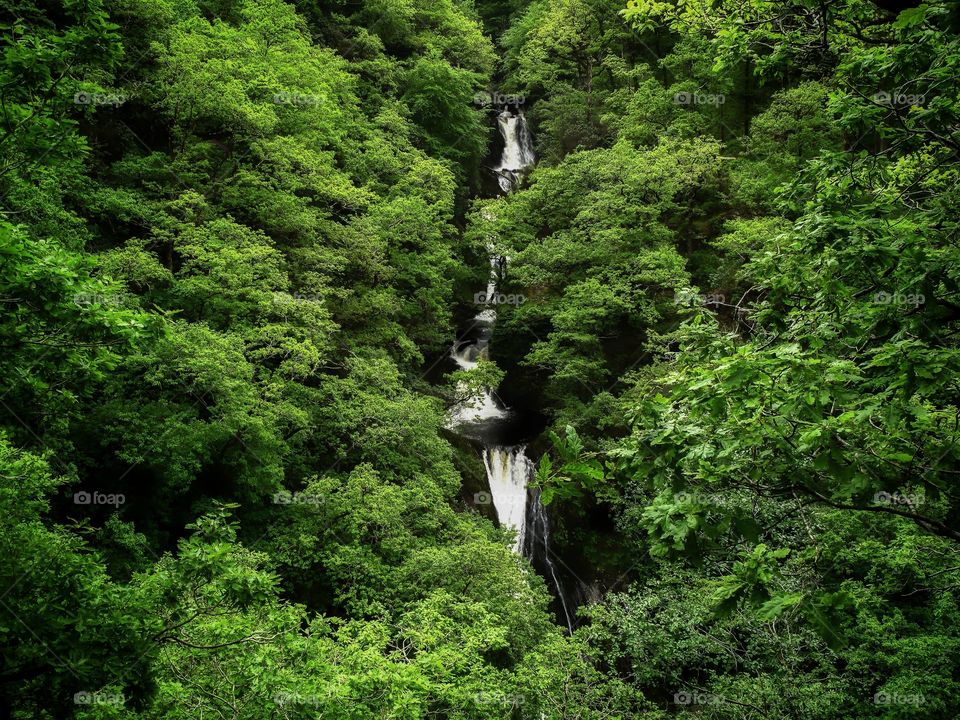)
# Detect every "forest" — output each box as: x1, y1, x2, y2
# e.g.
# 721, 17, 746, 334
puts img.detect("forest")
1, 0, 959, 717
